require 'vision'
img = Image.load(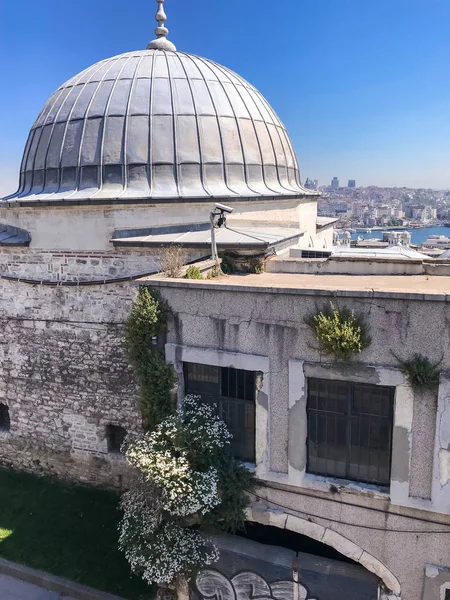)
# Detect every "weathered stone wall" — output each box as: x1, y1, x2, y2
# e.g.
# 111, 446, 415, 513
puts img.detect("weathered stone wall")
0, 247, 204, 282
0, 279, 140, 487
